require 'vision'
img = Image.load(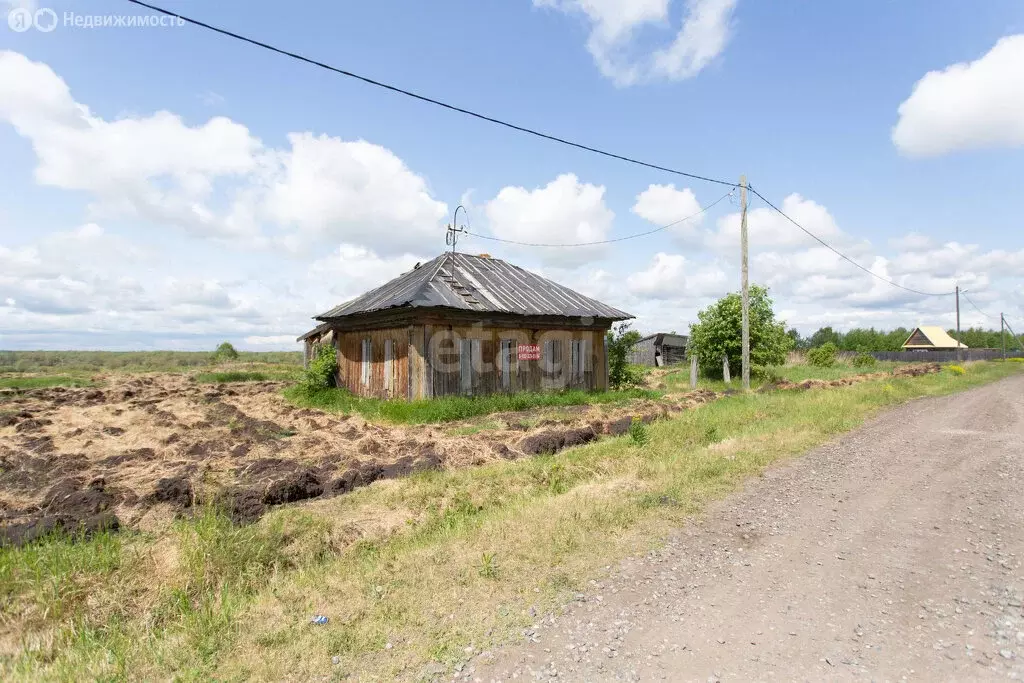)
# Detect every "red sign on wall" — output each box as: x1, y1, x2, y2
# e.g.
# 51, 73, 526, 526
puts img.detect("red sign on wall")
517, 344, 541, 361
